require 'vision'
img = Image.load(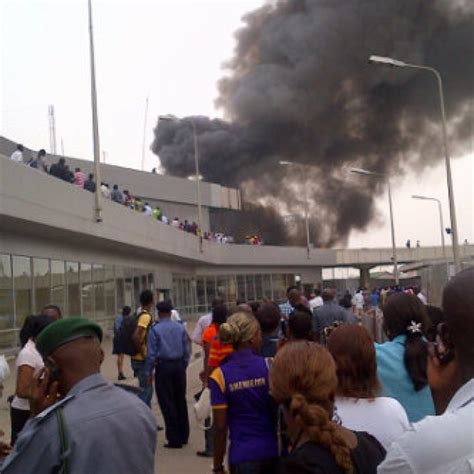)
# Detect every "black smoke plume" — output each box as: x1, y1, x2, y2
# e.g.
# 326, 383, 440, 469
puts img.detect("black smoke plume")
152, 0, 474, 246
